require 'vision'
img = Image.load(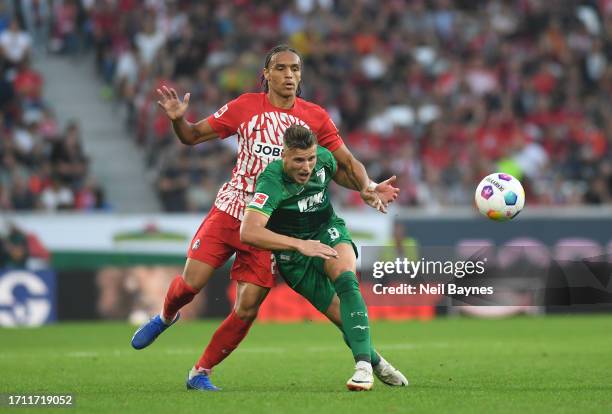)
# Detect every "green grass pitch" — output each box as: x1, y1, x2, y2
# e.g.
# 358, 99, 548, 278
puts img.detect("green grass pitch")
1, 315, 611, 413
